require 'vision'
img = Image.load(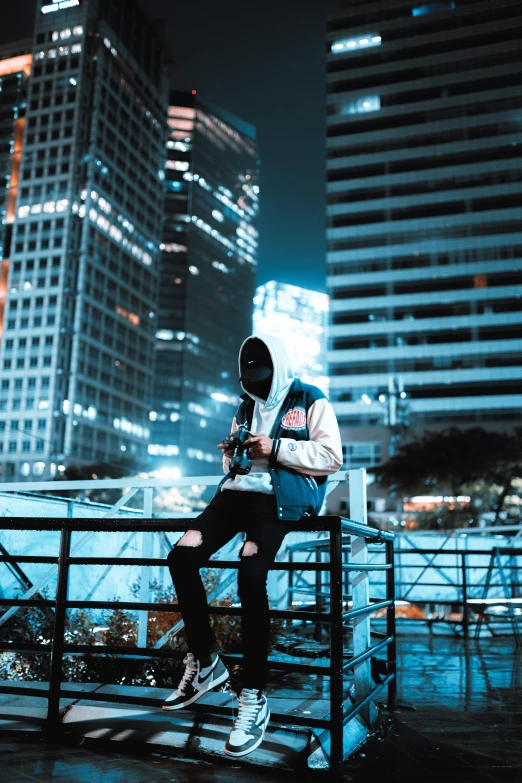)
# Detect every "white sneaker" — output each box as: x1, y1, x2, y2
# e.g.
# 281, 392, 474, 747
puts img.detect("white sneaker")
224, 688, 270, 757
162, 653, 229, 711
